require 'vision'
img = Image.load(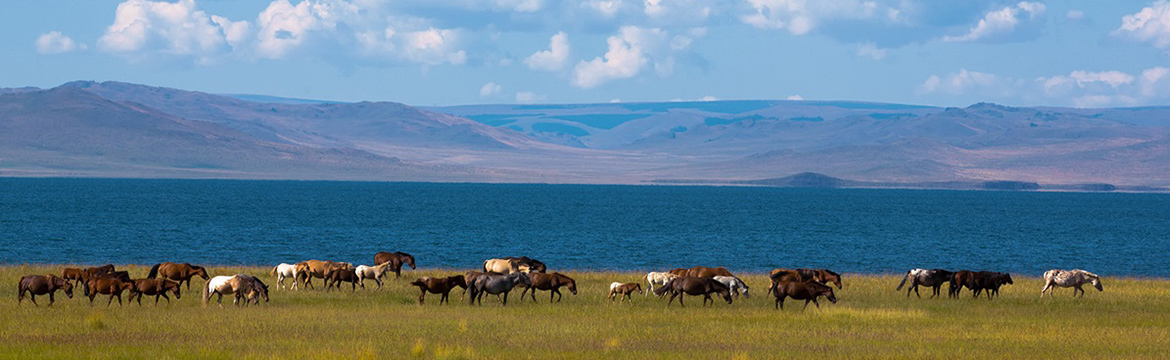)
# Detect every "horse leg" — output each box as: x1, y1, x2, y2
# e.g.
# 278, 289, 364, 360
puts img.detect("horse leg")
502, 291, 509, 306
418, 290, 426, 305
776, 296, 785, 310
813, 298, 821, 309
552, 289, 559, 303
47, 293, 54, 307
